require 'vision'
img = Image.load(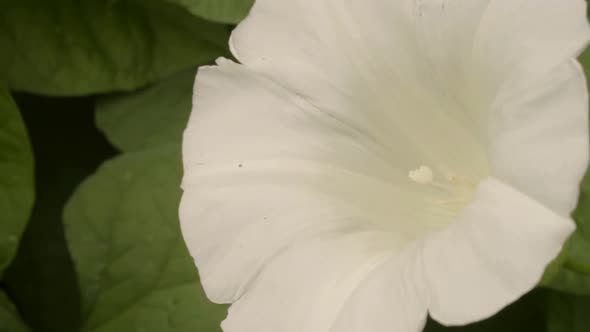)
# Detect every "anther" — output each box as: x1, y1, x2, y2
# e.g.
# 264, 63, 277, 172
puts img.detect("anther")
409, 166, 434, 184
